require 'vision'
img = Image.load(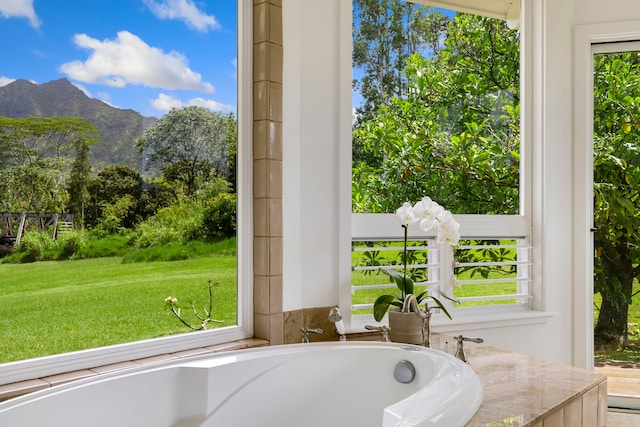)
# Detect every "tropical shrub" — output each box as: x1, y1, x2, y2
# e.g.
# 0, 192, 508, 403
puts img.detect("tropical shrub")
202, 193, 237, 239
